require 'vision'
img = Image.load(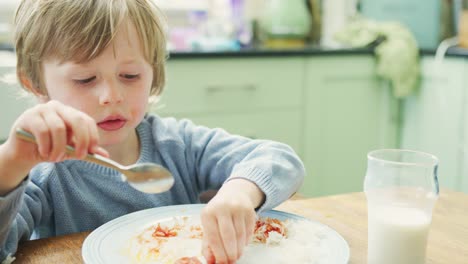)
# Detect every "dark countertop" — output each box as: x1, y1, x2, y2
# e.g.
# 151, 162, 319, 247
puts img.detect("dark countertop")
168, 46, 375, 59
2, 43, 468, 59
436, 46, 468, 57
0, 43, 14, 52
169, 46, 468, 59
